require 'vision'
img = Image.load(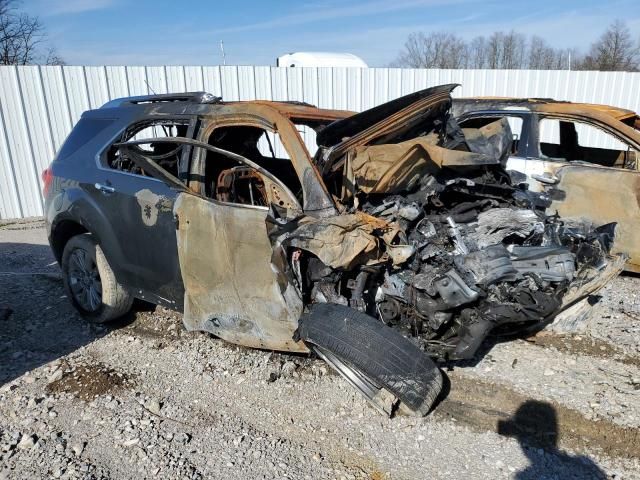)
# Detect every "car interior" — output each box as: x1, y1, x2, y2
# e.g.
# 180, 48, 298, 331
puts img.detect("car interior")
539, 118, 638, 169
202, 125, 302, 206
106, 119, 189, 178
458, 115, 522, 155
